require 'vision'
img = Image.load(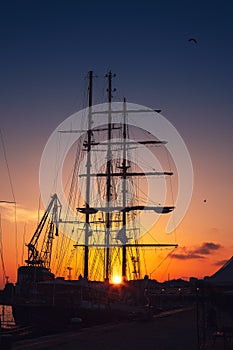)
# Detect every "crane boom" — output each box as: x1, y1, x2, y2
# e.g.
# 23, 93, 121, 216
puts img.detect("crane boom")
25, 194, 61, 268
